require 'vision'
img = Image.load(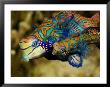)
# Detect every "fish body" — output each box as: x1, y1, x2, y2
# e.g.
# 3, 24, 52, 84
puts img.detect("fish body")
19, 11, 100, 68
